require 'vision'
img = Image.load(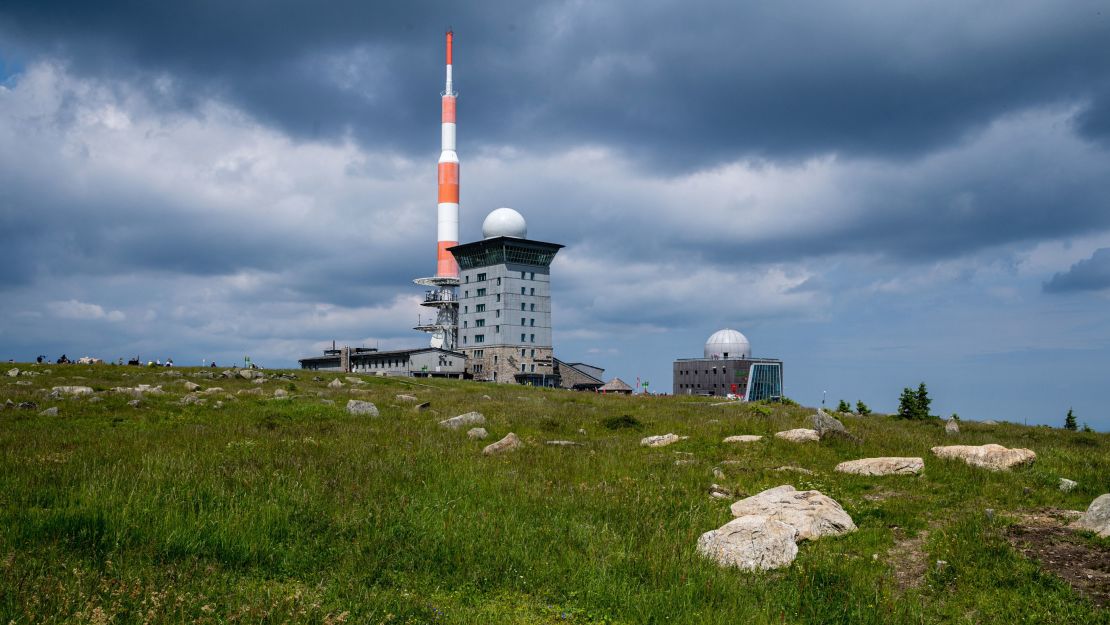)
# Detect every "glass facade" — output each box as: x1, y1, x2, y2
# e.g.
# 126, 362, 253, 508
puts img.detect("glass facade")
746, 363, 783, 402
